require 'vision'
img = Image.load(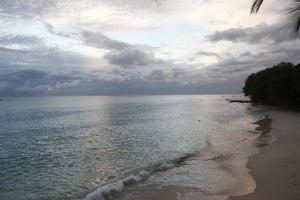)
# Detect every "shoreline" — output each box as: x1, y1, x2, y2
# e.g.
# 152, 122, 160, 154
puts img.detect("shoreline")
96, 109, 269, 200
82, 108, 300, 200
229, 109, 300, 200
